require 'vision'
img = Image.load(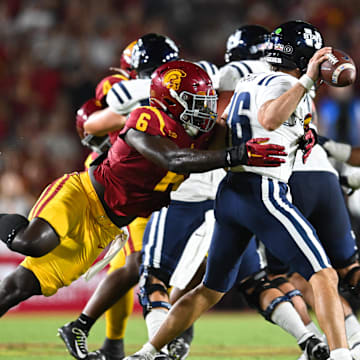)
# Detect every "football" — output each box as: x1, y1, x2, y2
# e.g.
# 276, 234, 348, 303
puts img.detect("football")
320, 49, 357, 87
